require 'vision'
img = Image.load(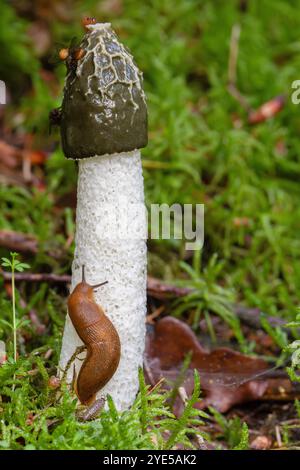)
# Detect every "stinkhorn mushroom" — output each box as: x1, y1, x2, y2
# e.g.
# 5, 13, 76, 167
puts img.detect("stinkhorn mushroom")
58, 22, 147, 411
